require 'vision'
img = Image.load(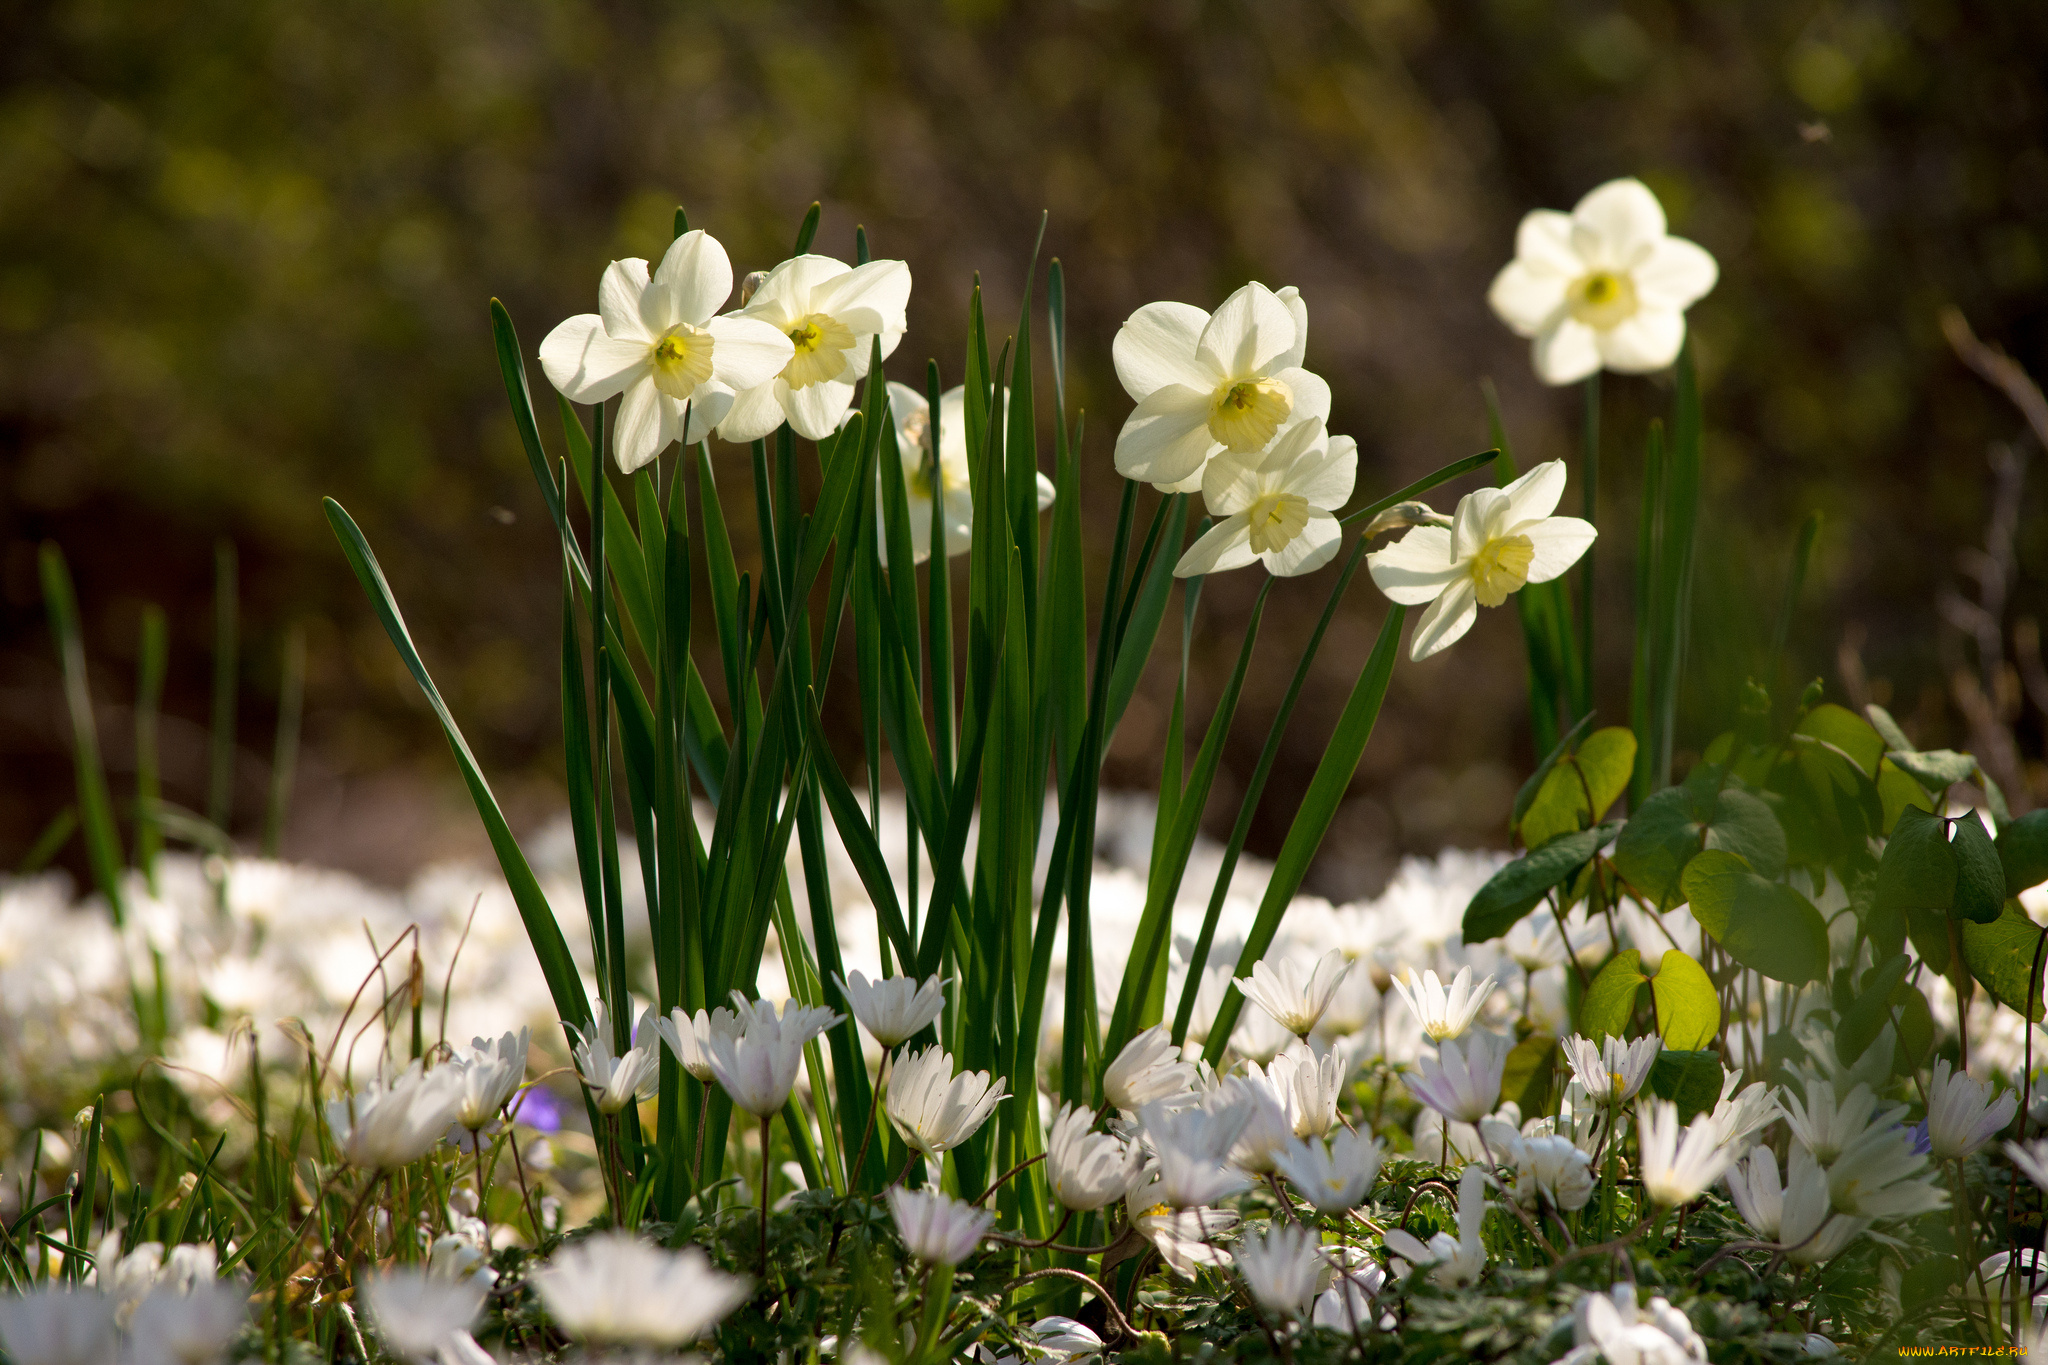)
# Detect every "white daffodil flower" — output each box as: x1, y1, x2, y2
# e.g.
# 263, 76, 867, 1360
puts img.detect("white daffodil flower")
1172, 417, 1355, 579
1408, 1031, 1511, 1127
1274, 1127, 1385, 1212
540, 230, 796, 472
531, 1232, 751, 1346
1102, 1024, 1199, 1113
1384, 1164, 1489, 1290
883, 1044, 1007, 1160
873, 383, 1055, 563
886, 1186, 994, 1267
1636, 1098, 1738, 1207
1925, 1058, 2019, 1160
716, 254, 912, 443
1111, 281, 1330, 492
1366, 461, 1596, 662
1235, 1224, 1326, 1320
836, 968, 945, 1049
1388, 965, 1497, 1042
1236, 949, 1353, 1039
1045, 1103, 1142, 1211
1560, 1033, 1660, 1106
1486, 177, 1718, 386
